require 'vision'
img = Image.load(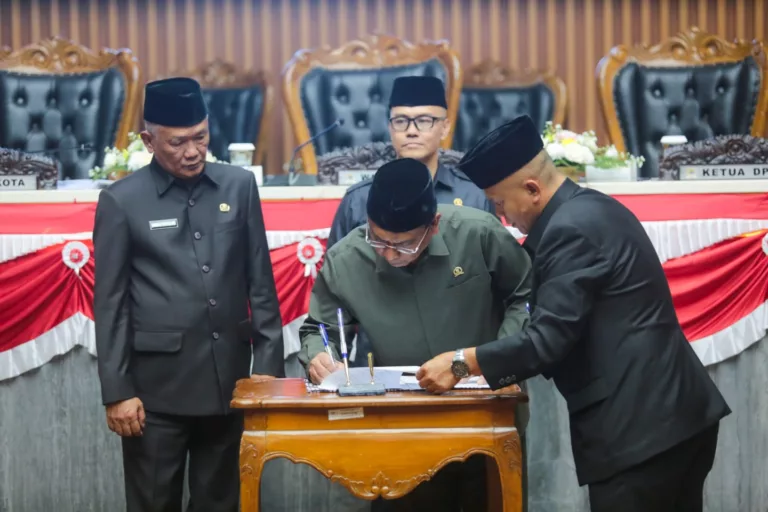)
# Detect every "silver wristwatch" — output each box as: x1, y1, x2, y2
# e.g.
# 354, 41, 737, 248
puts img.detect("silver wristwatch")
451, 349, 470, 378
